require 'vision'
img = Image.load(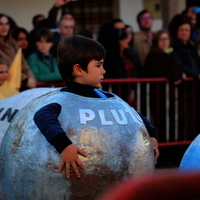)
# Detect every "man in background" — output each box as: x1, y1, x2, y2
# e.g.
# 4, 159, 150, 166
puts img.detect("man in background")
134, 9, 154, 68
